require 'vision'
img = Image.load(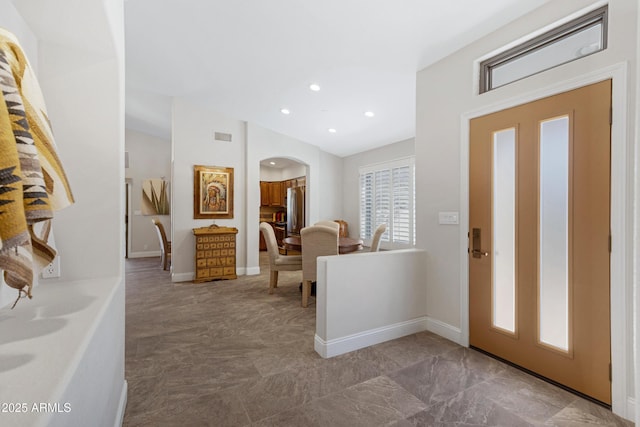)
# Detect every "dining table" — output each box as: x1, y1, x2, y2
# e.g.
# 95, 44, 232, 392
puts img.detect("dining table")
283, 235, 364, 254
